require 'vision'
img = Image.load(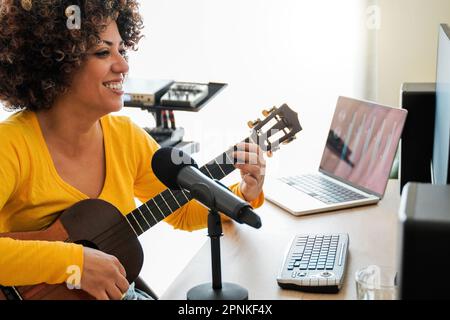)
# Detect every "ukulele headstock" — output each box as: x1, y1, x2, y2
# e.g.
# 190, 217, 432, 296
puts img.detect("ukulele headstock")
248, 104, 302, 156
